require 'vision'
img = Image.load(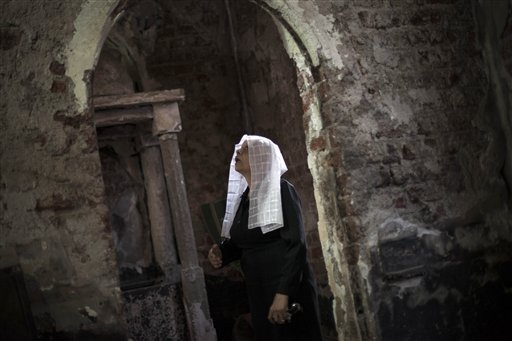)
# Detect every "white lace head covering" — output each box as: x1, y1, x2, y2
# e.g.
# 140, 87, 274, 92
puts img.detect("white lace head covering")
221, 135, 288, 237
